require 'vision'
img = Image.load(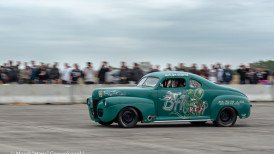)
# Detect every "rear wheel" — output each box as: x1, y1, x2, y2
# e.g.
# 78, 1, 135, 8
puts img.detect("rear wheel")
214, 107, 237, 127
117, 107, 139, 128
98, 121, 113, 126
